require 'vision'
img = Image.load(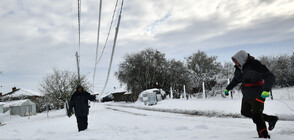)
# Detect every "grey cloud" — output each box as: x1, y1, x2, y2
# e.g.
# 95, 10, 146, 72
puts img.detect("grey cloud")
198, 15, 294, 48
1, 0, 294, 93
151, 14, 294, 51
259, 0, 275, 4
